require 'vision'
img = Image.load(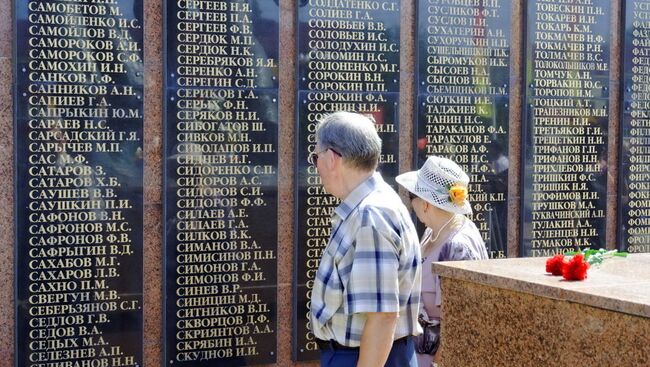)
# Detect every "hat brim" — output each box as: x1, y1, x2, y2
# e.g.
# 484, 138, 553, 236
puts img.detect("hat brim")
395, 171, 419, 195
396, 171, 472, 215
